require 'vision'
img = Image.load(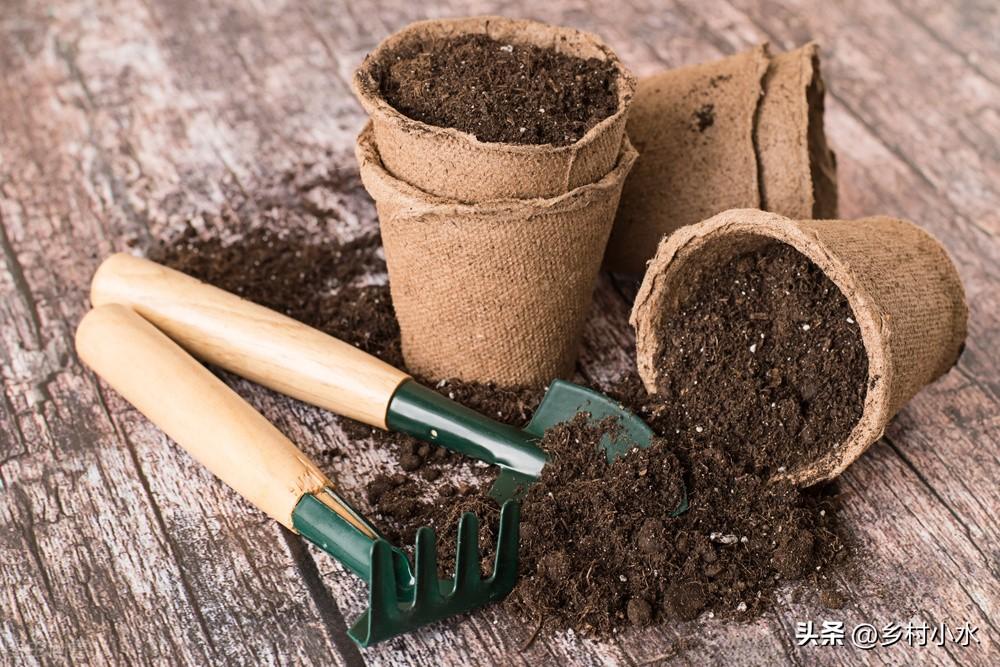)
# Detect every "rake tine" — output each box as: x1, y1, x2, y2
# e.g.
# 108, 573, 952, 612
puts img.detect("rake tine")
368, 540, 401, 628
413, 526, 442, 608
487, 500, 520, 598
452, 512, 481, 595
